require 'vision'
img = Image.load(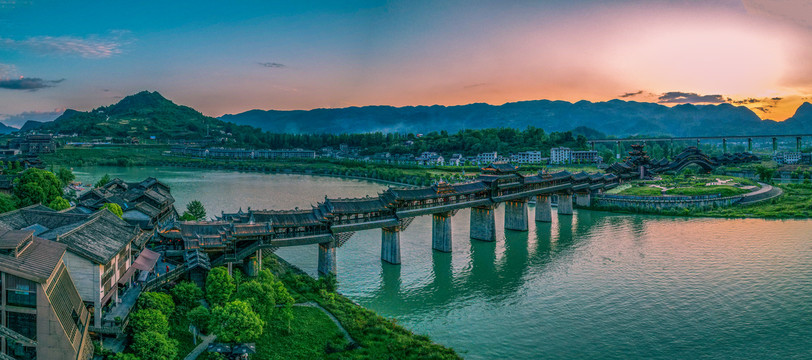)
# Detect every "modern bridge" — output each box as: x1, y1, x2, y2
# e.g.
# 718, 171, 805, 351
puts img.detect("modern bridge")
588, 133, 812, 153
